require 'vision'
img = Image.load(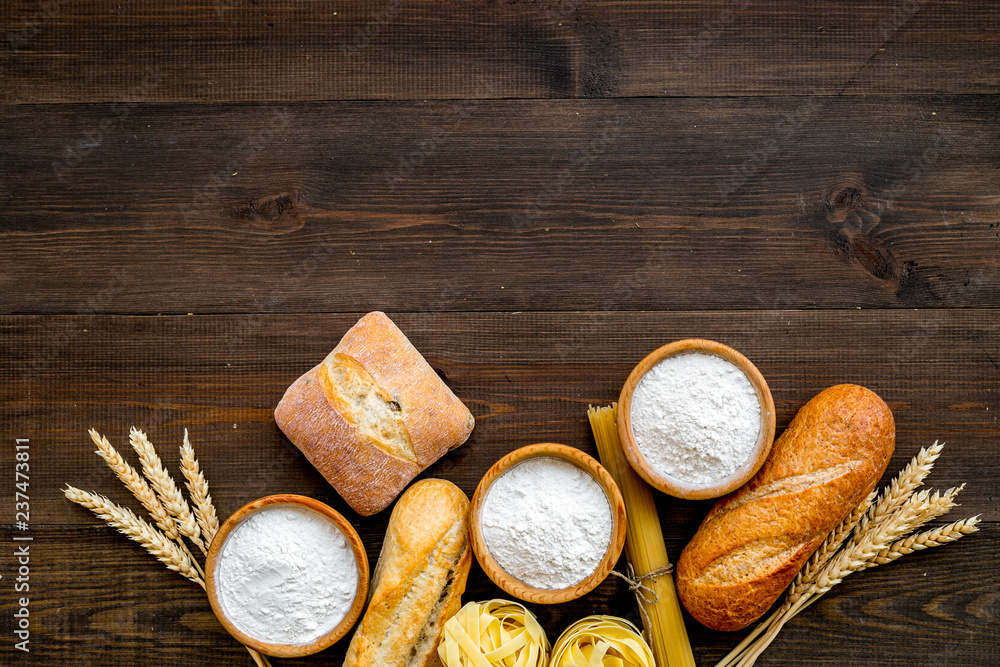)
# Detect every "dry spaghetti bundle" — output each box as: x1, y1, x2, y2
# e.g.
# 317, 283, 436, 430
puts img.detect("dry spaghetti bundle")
588, 404, 695, 667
